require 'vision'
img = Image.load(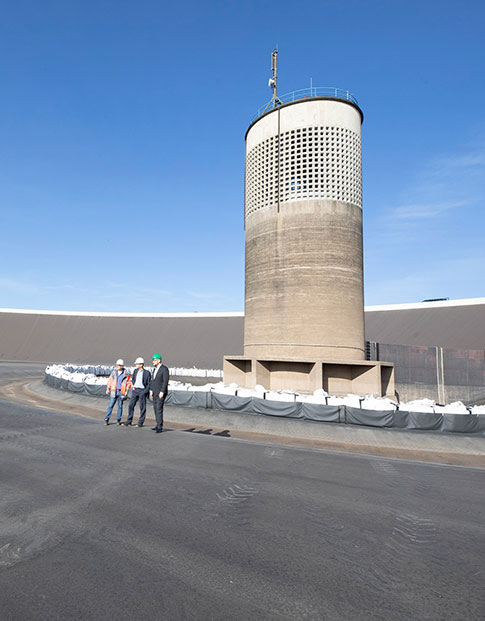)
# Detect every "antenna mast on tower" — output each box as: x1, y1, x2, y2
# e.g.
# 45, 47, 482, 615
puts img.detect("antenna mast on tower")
262, 47, 282, 114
